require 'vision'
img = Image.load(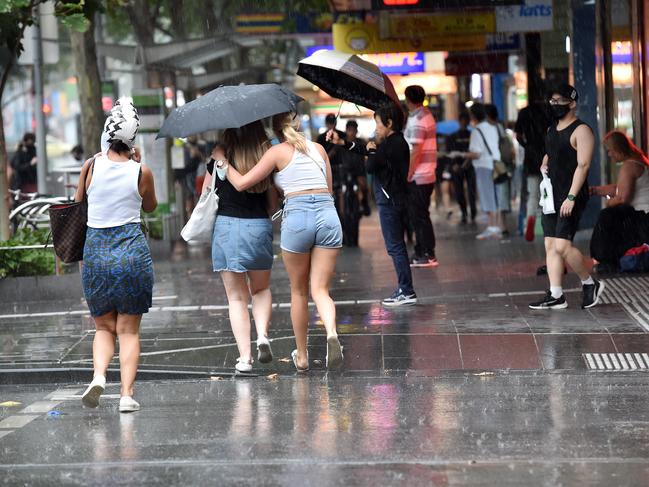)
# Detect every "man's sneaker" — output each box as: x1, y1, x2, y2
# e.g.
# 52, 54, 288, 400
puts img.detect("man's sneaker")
119, 396, 140, 413
410, 255, 434, 268
257, 335, 273, 364
582, 280, 605, 309
235, 358, 253, 373
382, 289, 417, 307
81, 374, 106, 408
428, 256, 439, 267
528, 291, 568, 310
